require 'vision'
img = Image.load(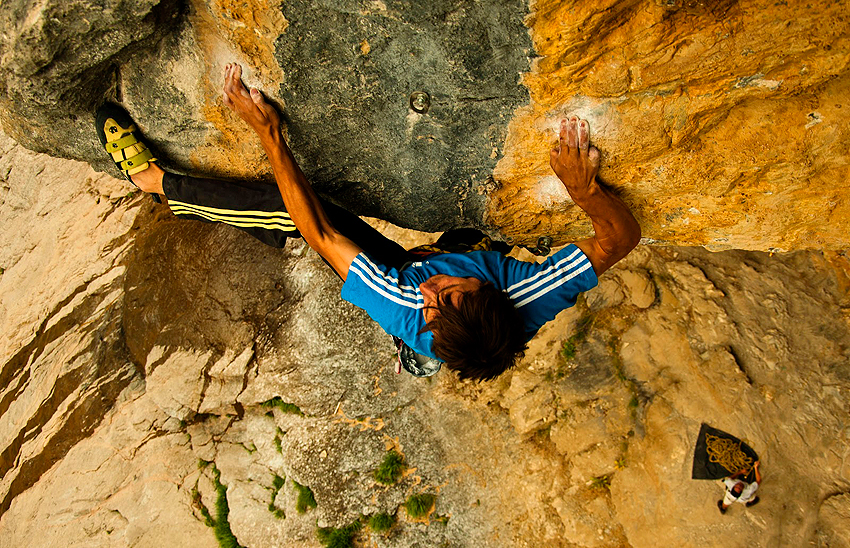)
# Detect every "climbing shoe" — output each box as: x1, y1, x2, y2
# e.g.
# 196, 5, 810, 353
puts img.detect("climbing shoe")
95, 103, 157, 182
717, 500, 727, 514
